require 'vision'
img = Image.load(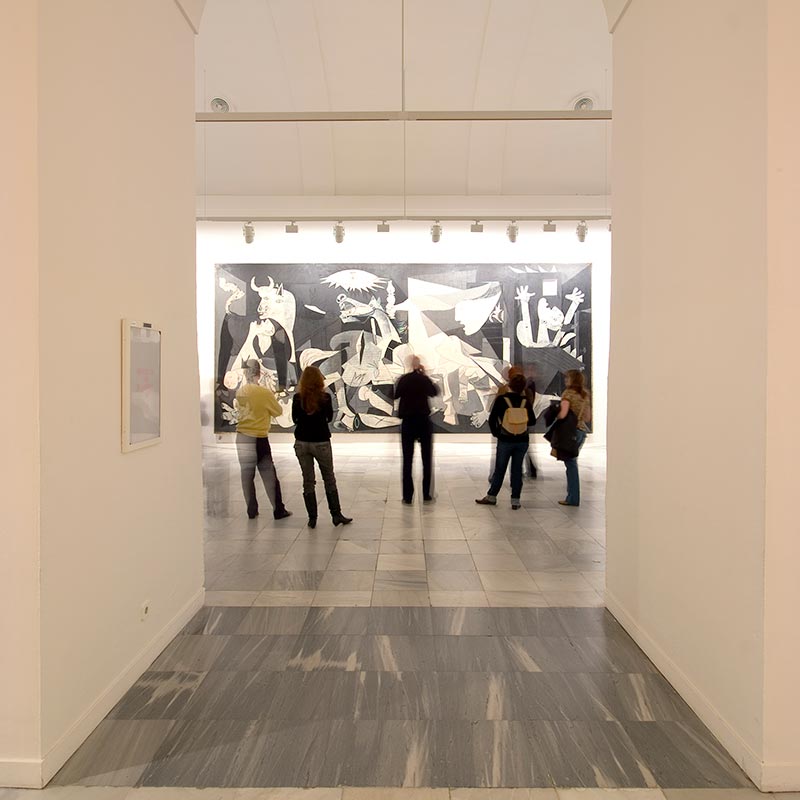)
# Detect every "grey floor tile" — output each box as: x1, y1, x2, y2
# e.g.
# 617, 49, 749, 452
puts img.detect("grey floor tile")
367, 607, 434, 635
262, 571, 325, 591
434, 636, 512, 672
177, 670, 280, 719
234, 607, 311, 635
211, 635, 299, 671
286, 634, 364, 671
150, 636, 232, 672
52, 720, 175, 786
108, 672, 206, 720
361, 635, 438, 672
